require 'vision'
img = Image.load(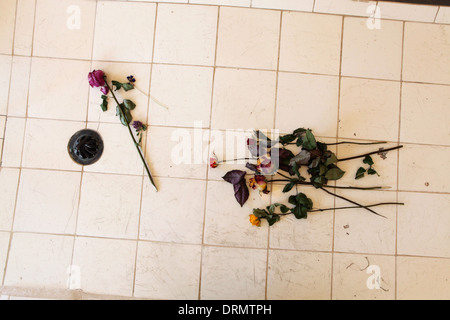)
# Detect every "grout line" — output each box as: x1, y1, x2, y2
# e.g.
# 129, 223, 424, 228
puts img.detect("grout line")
264, 9, 284, 301
132, 2, 159, 298
4, 115, 450, 149
197, 5, 220, 301
1, 0, 19, 164
2, 0, 36, 287
433, 6, 441, 23
69, 0, 100, 291
395, 21, 406, 301
3, 52, 450, 88
330, 14, 346, 301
